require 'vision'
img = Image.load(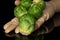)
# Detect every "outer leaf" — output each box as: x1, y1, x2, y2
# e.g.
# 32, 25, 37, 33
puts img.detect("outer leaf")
21, 0, 32, 8
19, 14, 35, 35
29, 0, 45, 18
14, 5, 27, 18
